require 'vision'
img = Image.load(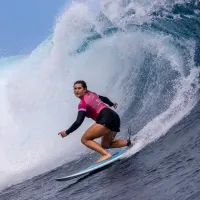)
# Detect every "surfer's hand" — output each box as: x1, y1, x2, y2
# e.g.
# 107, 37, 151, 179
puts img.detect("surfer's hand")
58, 130, 68, 138
113, 103, 118, 109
